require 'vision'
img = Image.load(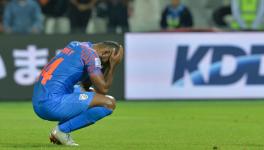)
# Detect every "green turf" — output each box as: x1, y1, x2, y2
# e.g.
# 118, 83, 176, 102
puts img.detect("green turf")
1, 101, 264, 150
